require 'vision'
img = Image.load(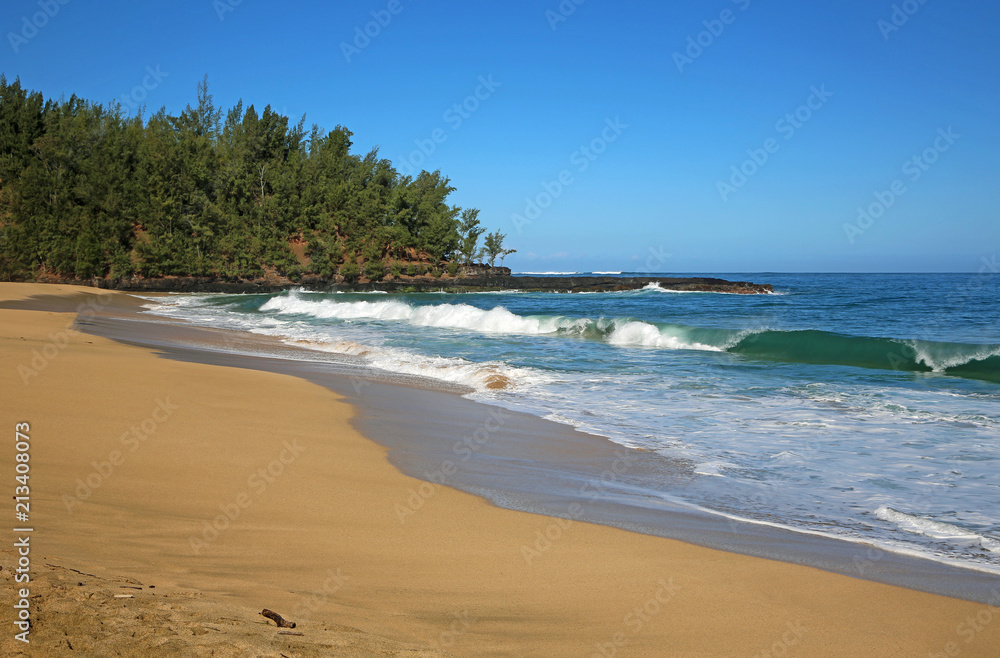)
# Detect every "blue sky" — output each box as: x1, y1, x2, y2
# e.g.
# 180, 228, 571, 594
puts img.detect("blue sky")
2, 0, 998, 272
